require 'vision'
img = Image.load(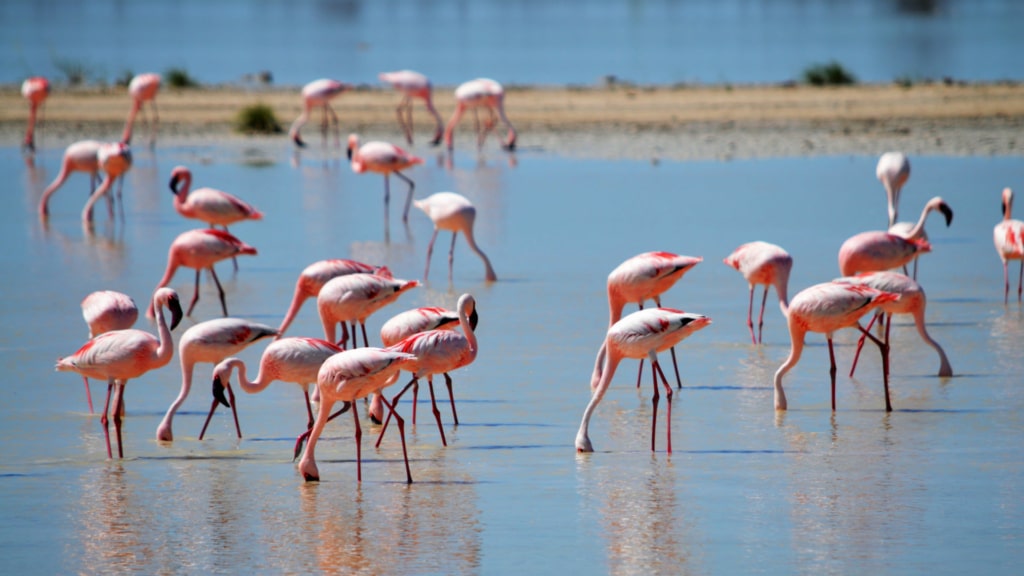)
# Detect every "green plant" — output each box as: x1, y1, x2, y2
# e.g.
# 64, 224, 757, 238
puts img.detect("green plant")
235, 103, 282, 134
165, 67, 199, 88
802, 61, 857, 86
